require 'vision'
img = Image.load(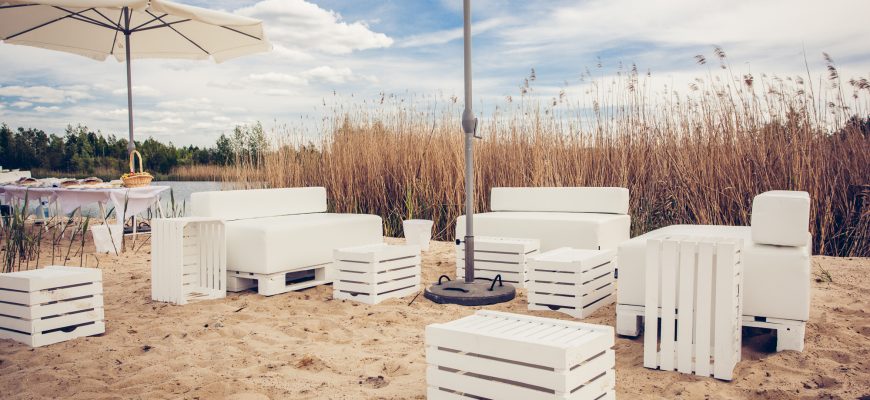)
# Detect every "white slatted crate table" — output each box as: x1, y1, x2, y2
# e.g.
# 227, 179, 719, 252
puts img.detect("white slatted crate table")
333, 243, 421, 305
0, 266, 105, 347
456, 236, 540, 288
427, 310, 615, 400
644, 236, 744, 381
152, 217, 226, 305
528, 248, 616, 319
